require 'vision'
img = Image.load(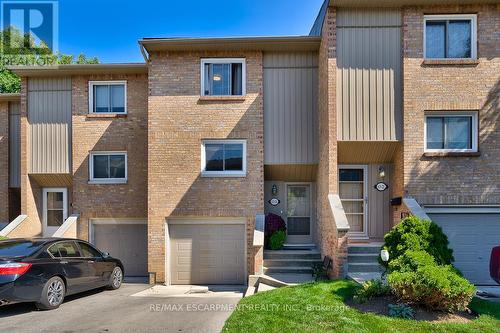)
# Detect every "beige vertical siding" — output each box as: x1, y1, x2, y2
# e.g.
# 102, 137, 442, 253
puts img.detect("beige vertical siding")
337, 8, 402, 141
367, 163, 392, 240
28, 77, 71, 174
9, 102, 21, 187
263, 52, 319, 164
